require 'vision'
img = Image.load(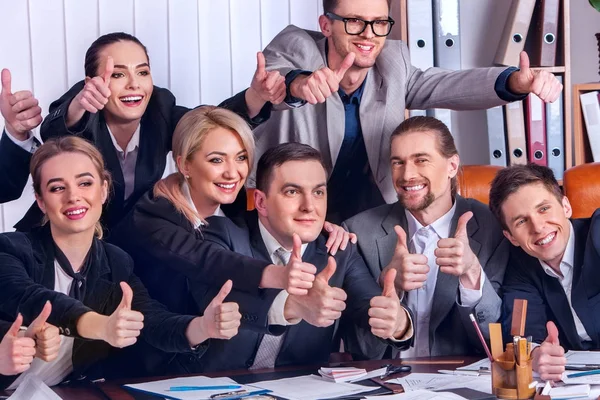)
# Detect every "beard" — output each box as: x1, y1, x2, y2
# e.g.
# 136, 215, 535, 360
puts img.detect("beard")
398, 191, 435, 211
